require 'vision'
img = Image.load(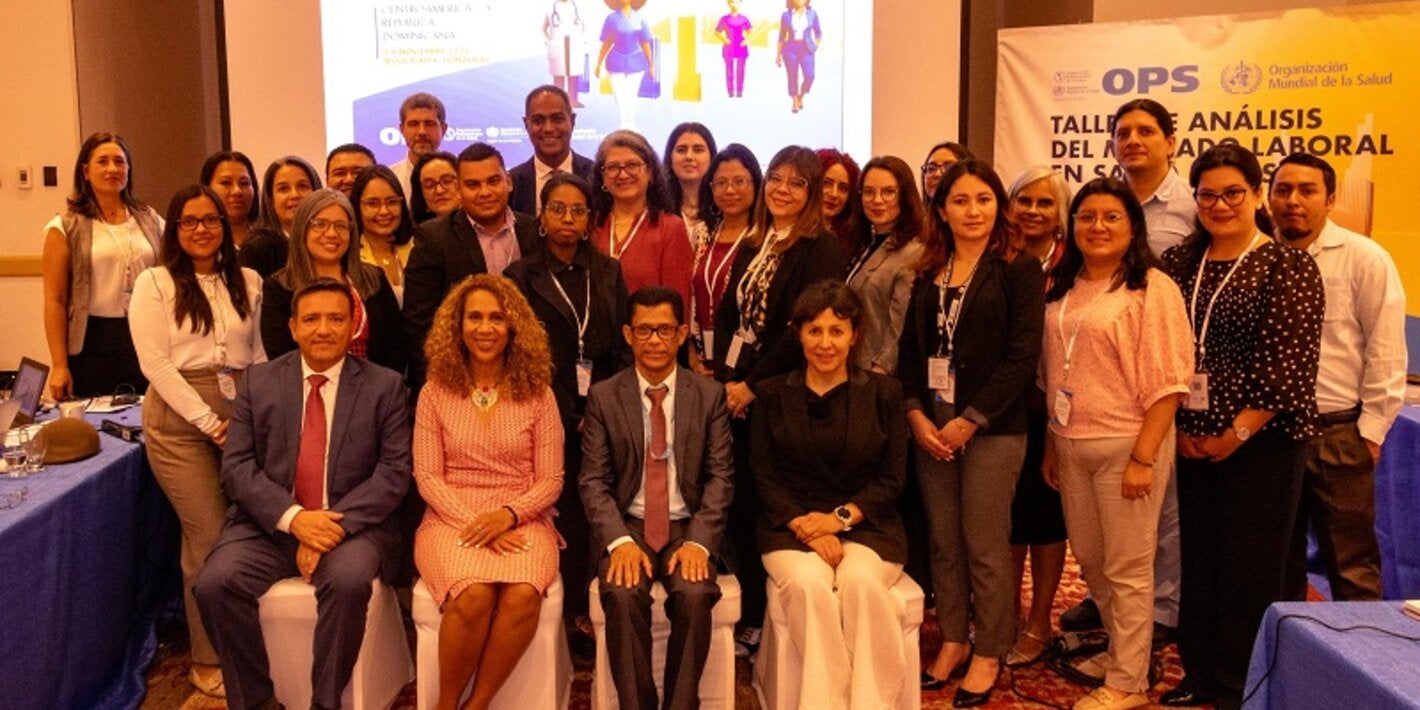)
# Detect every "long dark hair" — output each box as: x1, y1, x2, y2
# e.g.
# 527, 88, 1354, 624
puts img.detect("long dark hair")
68, 132, 147, 218
351, 165, 415, 247
257, 156, 322, 233
663, 122, 718, 214
1178, 143, 1274, 263
1046, 178, 1158, 302
696, 143, 763, 233
160, 185, 253, 333
591, 129, 674, 227
817, 148, 861, 257
409, 150, 457, 223
856, 155, 926, 253
199, 151, 261, 224
916, 159, 1011, 275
